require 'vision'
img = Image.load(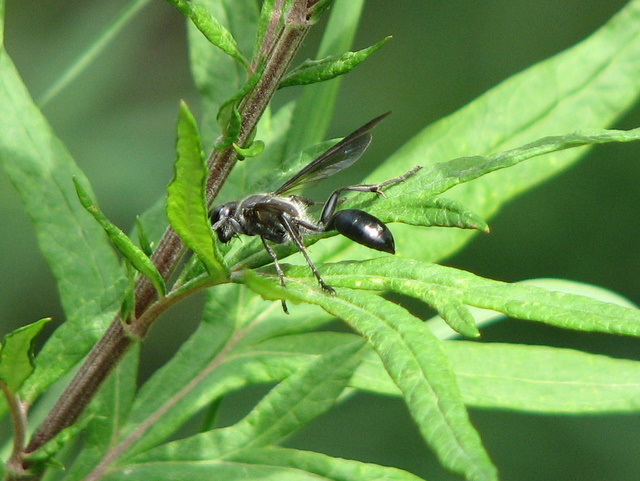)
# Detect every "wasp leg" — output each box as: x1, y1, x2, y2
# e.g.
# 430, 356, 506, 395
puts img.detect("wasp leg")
319, 166, 422, 225
261, 237, 289, 314
280, 215, 336, 295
